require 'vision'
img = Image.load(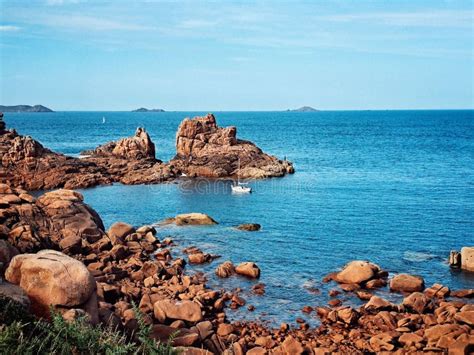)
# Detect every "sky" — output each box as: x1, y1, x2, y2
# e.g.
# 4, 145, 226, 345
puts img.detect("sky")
0, 0, 473, 111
